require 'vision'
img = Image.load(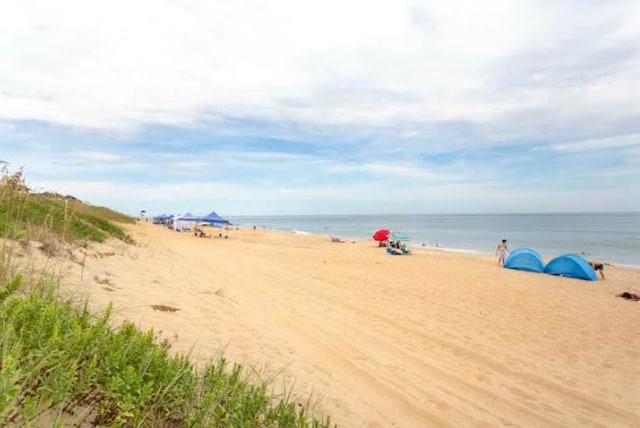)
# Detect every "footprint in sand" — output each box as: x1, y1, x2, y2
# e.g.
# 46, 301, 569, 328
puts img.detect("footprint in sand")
327, 397, 351, 414
229, 334, 256, 351
94, 274, 115, 286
